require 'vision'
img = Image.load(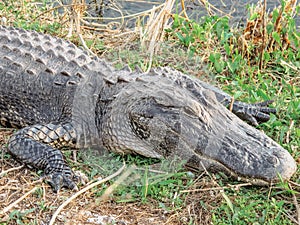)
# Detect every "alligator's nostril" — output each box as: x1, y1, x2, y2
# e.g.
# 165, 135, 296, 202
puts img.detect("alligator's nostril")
270, 156, 280, 167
